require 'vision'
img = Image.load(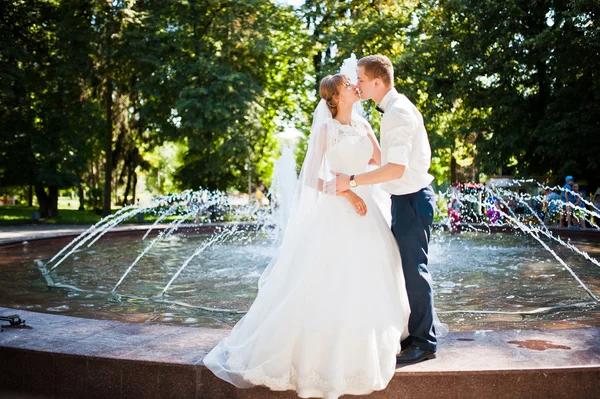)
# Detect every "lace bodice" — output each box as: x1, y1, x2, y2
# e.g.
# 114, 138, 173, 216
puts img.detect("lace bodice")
326, 118, 373, 176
